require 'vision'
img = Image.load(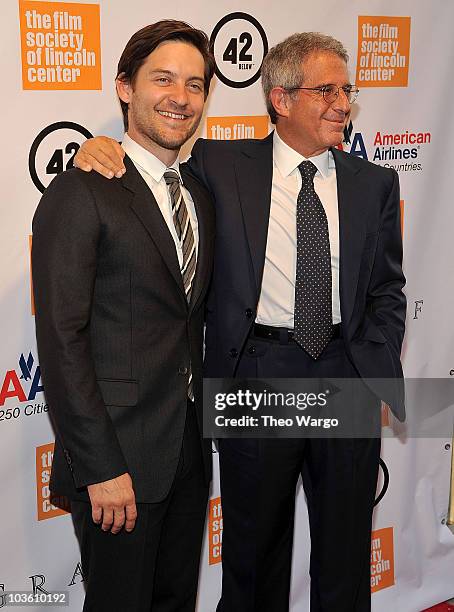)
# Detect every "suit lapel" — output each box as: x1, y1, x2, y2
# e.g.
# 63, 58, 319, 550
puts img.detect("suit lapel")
121, 155, 185, 299
234, 133, 274, 299
331, 147, 366, 329
180, 167, 214, 314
